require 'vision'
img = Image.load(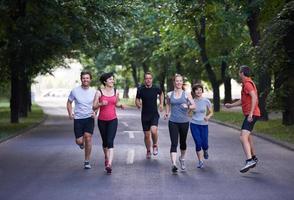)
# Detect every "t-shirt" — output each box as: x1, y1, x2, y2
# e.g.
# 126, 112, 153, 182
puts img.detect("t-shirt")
68, 86, 96, 119
167, 91, 190, 123
191, 97, 212, 125
241, 77, 261, 116
136, 85, 162, 117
